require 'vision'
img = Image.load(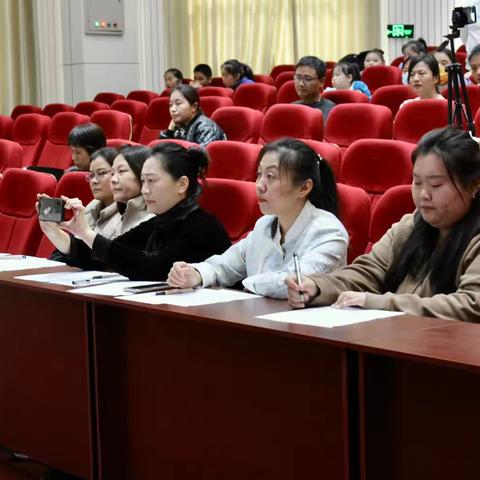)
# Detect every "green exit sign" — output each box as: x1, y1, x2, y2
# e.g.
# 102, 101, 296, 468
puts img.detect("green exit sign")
387, 24, 414, 38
